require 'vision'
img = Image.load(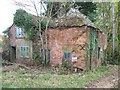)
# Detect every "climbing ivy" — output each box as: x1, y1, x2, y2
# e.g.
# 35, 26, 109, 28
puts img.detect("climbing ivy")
85, 28, 98, 70
14, 9, 36, 40
14, 9, 51, 40
91, 29, 98, 69
13, 9, 52, 64
85, 37, 90, 70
